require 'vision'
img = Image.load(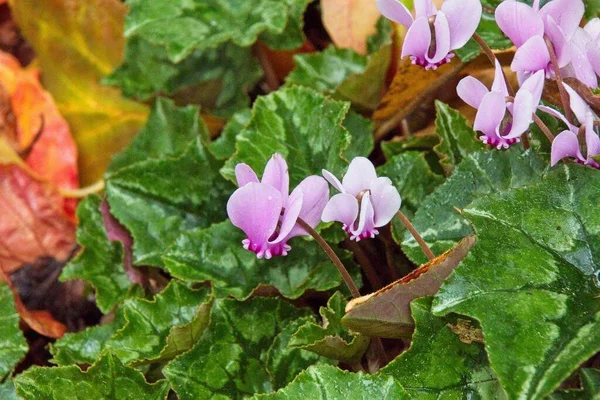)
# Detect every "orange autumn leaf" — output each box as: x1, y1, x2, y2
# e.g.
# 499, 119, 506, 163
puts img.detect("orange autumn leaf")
321, 0, 381, 55
0, 265, 66, 338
